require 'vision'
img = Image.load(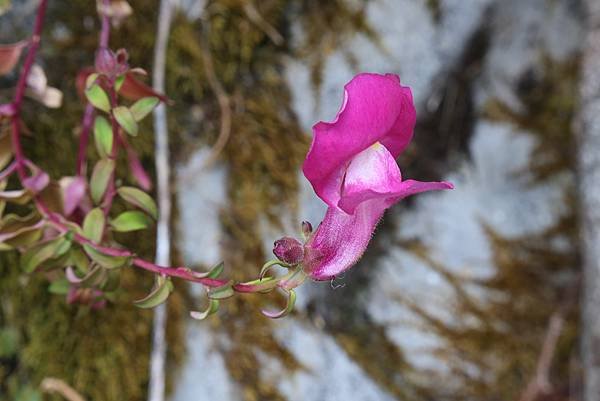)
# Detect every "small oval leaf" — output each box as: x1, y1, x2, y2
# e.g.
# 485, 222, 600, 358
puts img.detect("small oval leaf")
116, 186, 158, 219
21, 235, 72, 273
207, 261, 224, 279
113, 106, 138, 136
85, 84, 111, 112
0, 189, 31, 205
207, 282, 234, 300
130, 97, 159, 121
190, 299, 220, 320
83, 244, 130, 269
83, 208, 105, 243
94, 116, 113, 158
261, 289, 296, 319
110, 211, 152, 232
133, 276, 173, 308
90, 159, 115, 204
